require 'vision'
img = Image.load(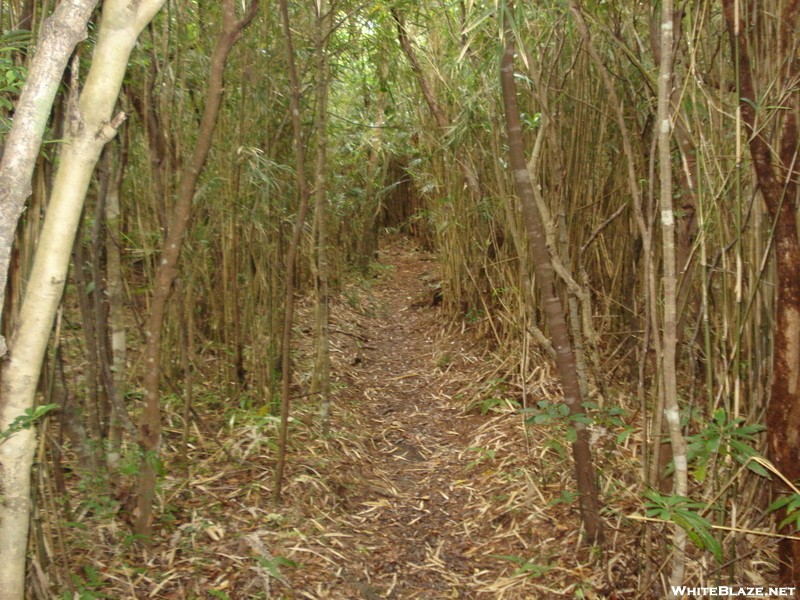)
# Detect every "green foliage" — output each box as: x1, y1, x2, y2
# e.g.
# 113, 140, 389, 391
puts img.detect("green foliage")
521, 400, 633, 449
643, 490, 722, 562
490, 554, 552, 578
685, 408, 768, 482
522, 399, 571, 424
256, 555, 300, 580
367, 261, 394, 279
549, 490, 578, 506
436, 352, 452, 368
465, 308, 486, 322
520, 400, 591, 444
767, 493, 800, 531
0, 404, 58, 445
580, 402, 633, 444
61, 564, 113, 599
466, 446, 496, 469
466, 396, 519, 415
0, 30, 30, 116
